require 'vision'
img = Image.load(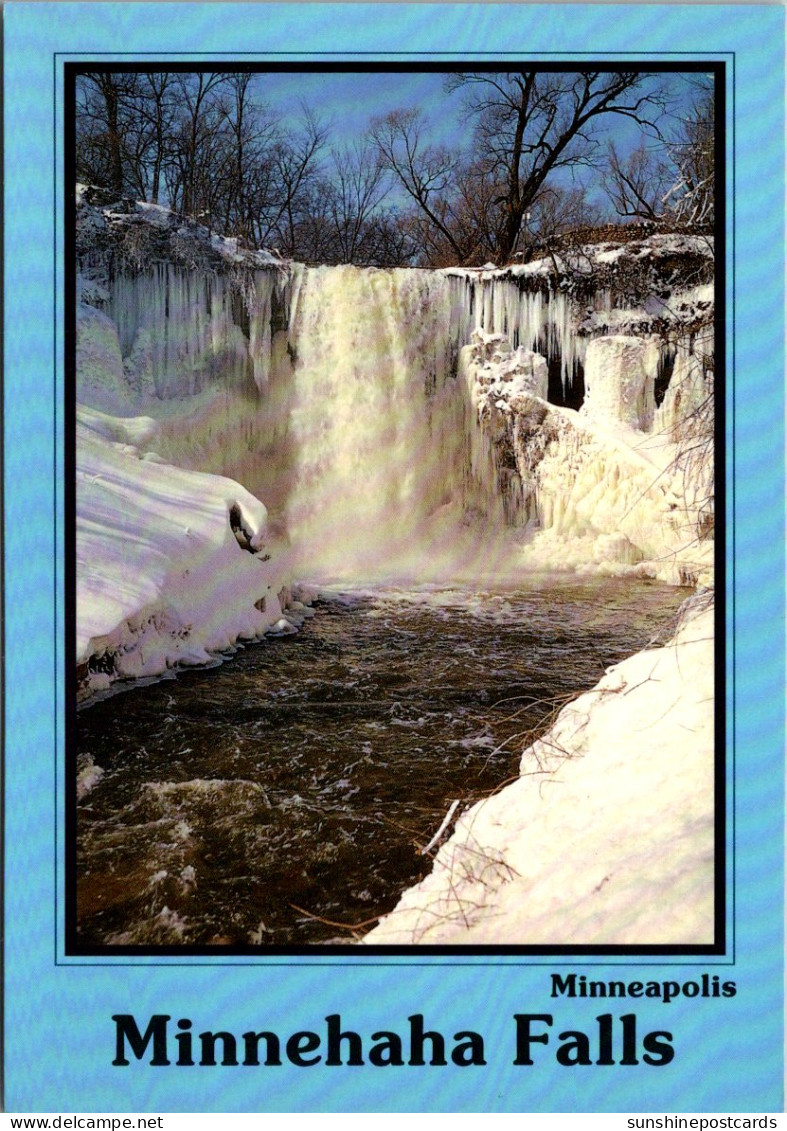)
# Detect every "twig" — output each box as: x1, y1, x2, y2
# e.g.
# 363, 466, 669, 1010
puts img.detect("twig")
289, 903, 382, 931
421, 799, 460, 855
